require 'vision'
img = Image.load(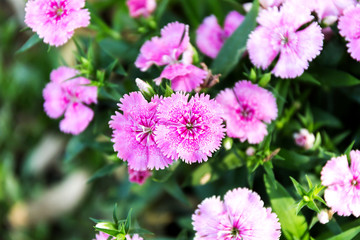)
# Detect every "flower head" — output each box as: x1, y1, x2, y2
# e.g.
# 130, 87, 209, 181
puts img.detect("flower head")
321, 150, 360, 217
192, 187, 281, 240
94, 232, 114, 240
109, 92, 173, 171
216, 80, 277, 144
155, 93, 225, 163
293, 128, 315, 150
135, 22, 190, 71
196, 11, 244, 58
25, 0, 90, 47
128, 167, 152, 185
247, 1, 323, 78
126, 0, 156, 18
43, 66, 97, 135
